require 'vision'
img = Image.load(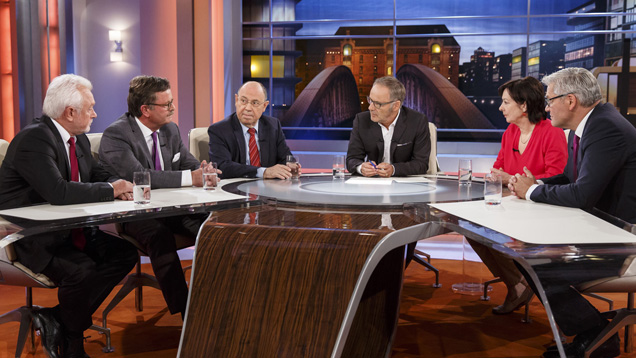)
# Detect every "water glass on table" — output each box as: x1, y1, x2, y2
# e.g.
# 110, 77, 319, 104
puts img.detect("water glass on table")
484, 172, 502, 205
133, 171, 151, 204
202, 162, 218, 191
286, 155, 300, 180
458, 159, 472, 185
333, 155, 345, 180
